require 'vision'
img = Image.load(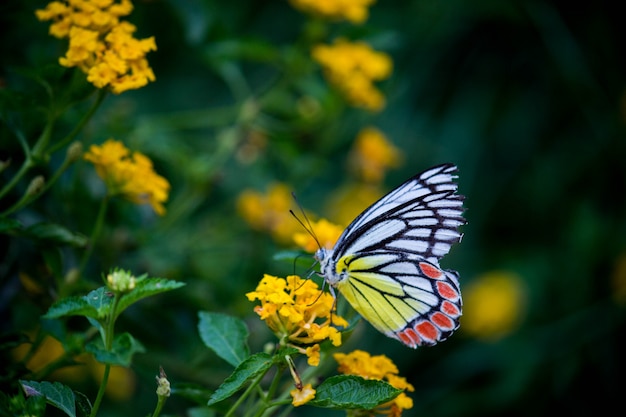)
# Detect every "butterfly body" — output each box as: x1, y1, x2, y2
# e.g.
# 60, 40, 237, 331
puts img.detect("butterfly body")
316, 163, 465, 348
